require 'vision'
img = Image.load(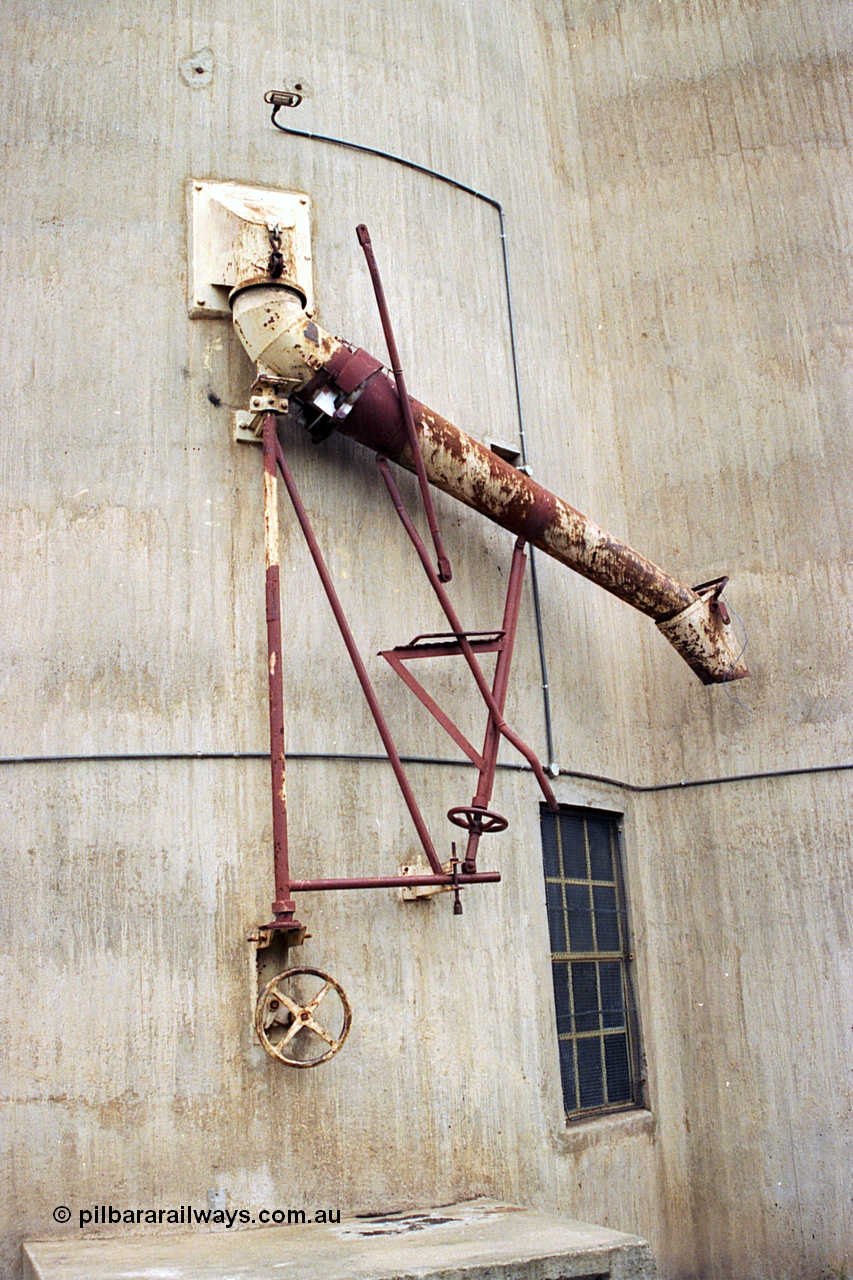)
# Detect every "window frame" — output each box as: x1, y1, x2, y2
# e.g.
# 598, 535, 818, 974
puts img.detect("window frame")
540, 803, 644, 1121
